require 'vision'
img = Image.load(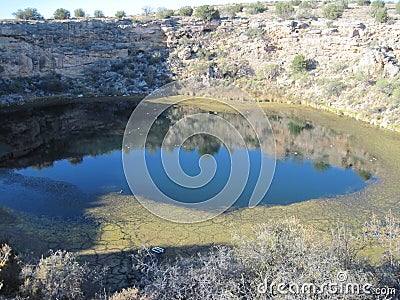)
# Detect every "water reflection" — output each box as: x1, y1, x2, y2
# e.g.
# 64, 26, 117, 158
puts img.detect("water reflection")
0, 100, 379, 216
